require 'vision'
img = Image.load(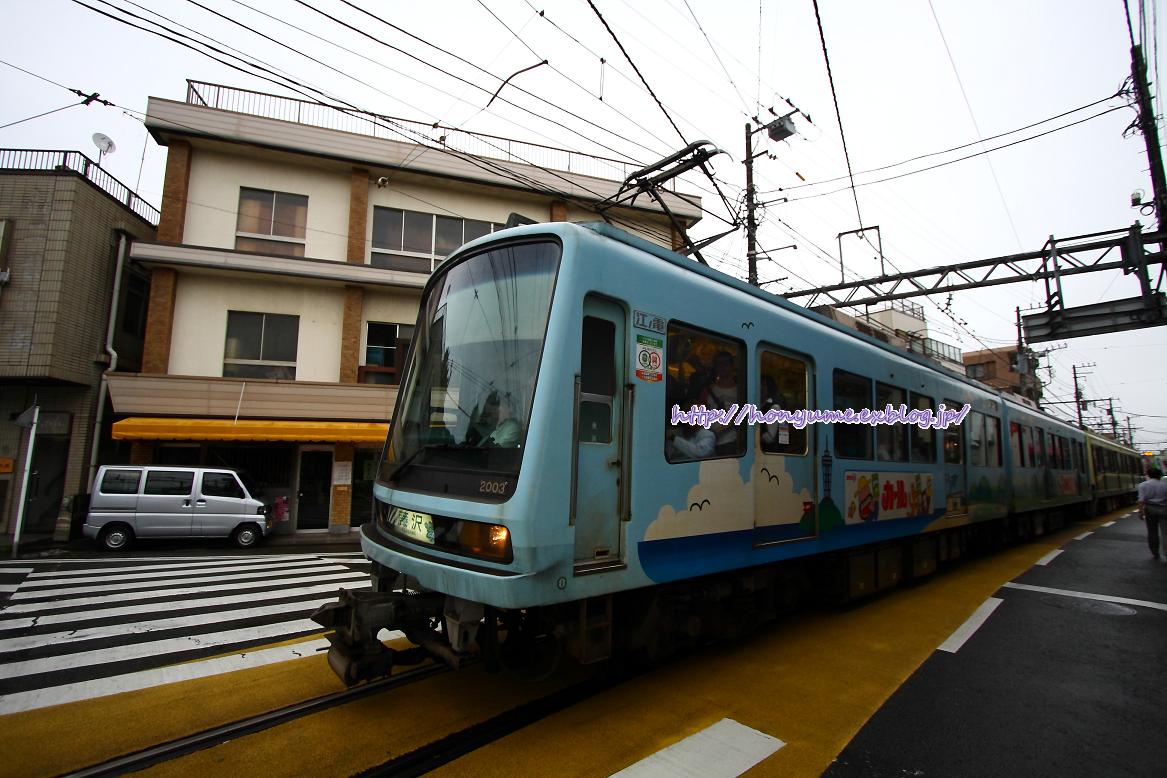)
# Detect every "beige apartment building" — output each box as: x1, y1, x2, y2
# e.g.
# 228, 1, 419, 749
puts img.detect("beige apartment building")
110, 81, 701, 535
0, 150, 158, 541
